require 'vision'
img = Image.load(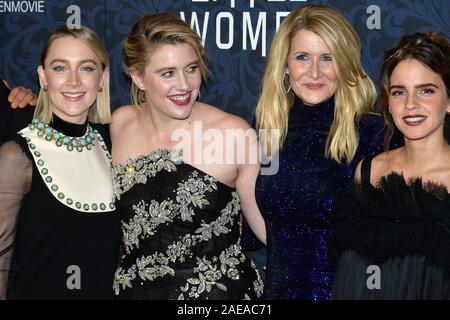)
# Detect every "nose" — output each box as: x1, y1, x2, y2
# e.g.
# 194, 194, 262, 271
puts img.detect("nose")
66, 70, 81, 87
177, 72, 190, 91
405, 93, 419, 111
308, 59, 320, 80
